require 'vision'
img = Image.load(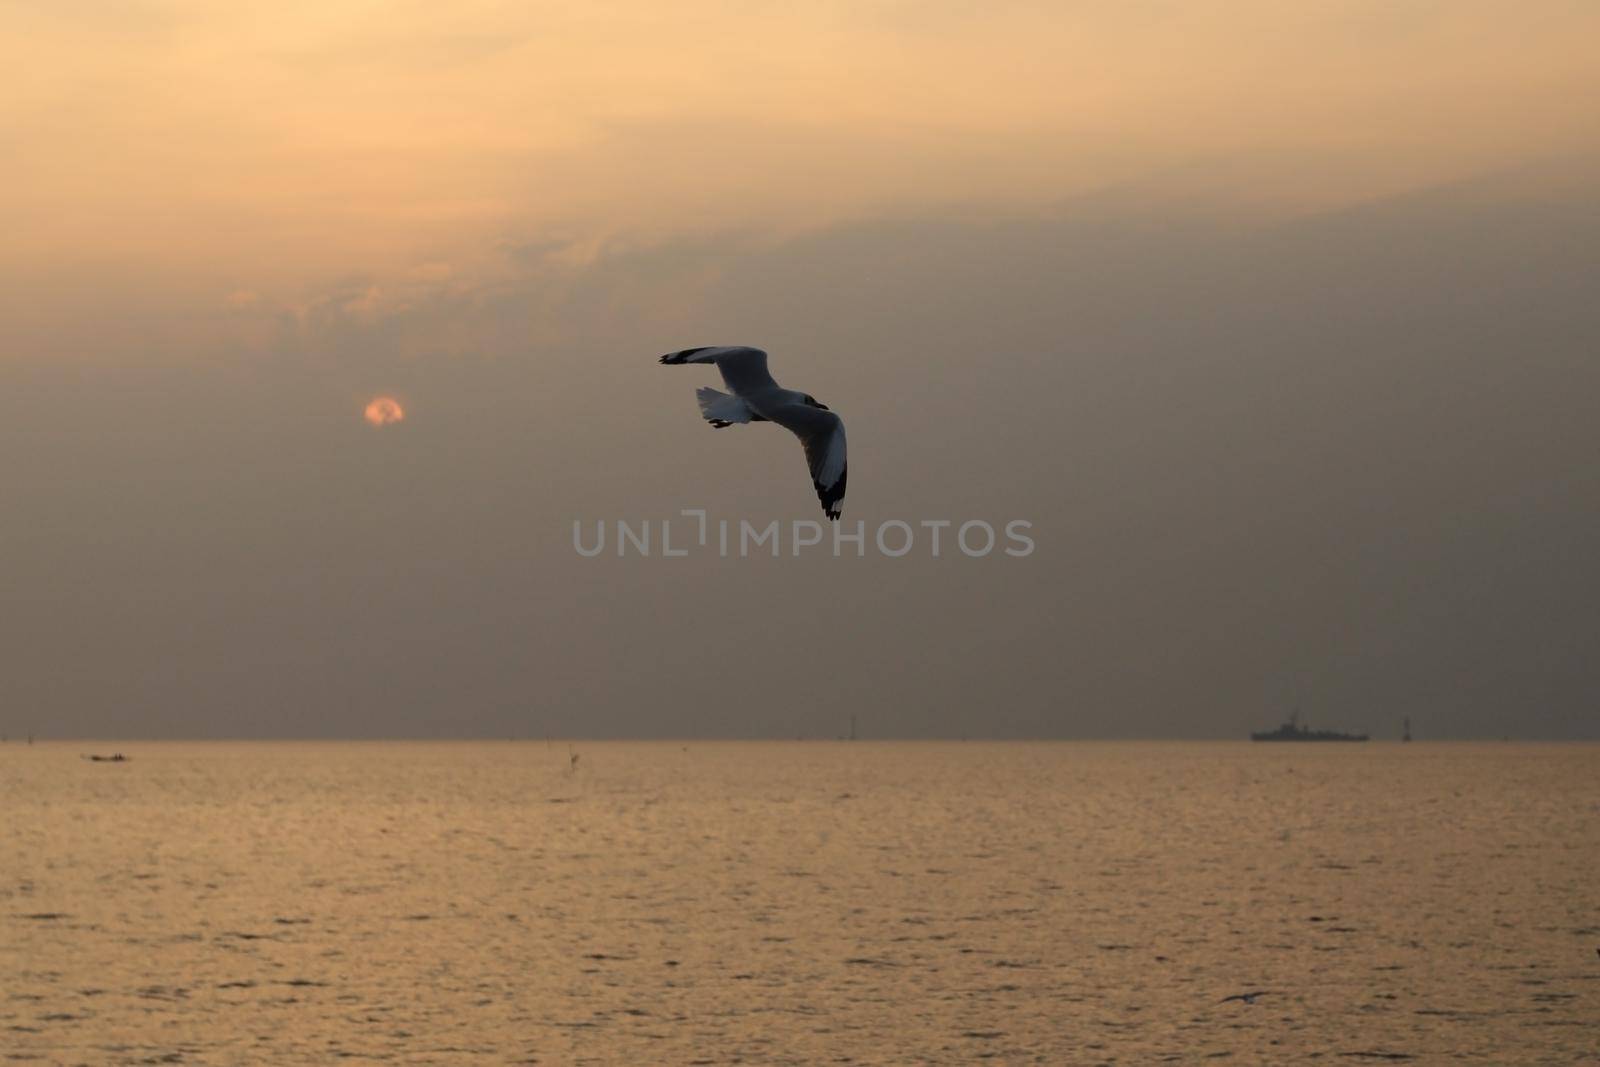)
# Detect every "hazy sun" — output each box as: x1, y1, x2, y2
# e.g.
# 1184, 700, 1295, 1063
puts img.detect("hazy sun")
363, 396, 405, 427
